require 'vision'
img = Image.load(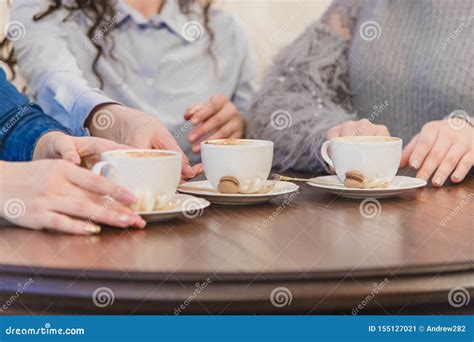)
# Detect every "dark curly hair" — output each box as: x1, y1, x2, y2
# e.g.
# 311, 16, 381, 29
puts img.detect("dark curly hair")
1, 0, 214, 84
0, 0, 16, 78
